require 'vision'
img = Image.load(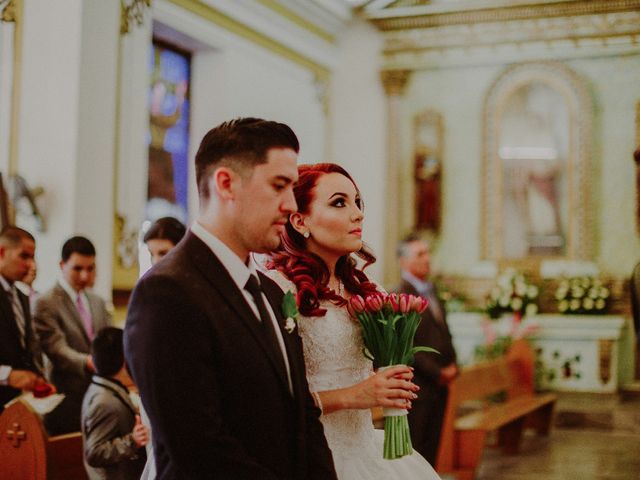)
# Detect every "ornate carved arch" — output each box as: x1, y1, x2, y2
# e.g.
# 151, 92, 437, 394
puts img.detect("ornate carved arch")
482, 61, 593, 262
